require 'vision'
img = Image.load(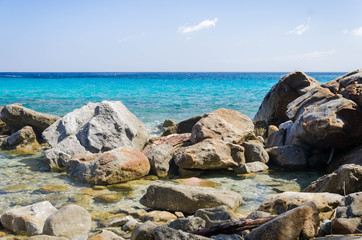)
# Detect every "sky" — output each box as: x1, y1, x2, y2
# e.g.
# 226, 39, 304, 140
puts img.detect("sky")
0, 0, 361, 72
